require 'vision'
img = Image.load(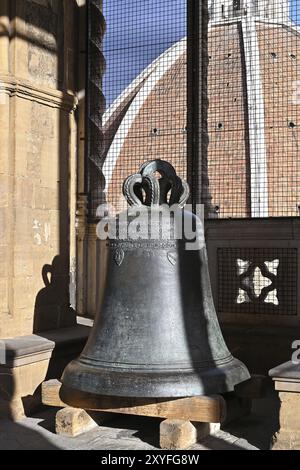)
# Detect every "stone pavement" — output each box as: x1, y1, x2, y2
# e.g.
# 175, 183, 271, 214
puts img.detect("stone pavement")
0, 388, 279, 450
